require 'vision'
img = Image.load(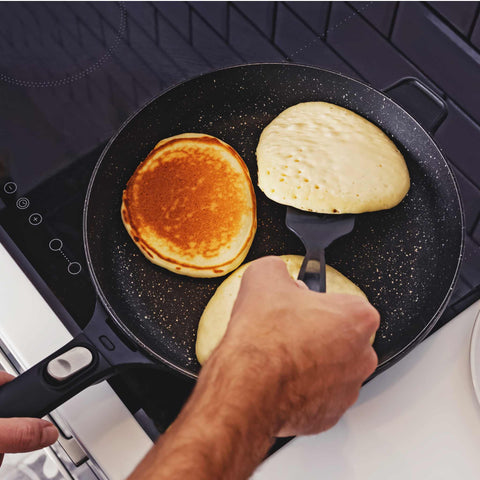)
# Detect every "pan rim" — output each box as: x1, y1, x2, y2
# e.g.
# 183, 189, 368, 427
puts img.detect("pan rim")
83, 62, 465, 379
